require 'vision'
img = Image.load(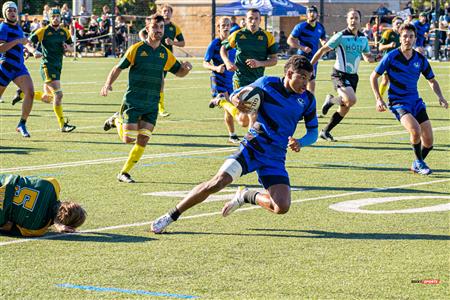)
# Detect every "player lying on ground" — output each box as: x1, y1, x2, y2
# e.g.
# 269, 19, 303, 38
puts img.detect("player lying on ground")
0, 174, 86, 237
151, 55, 318, 234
